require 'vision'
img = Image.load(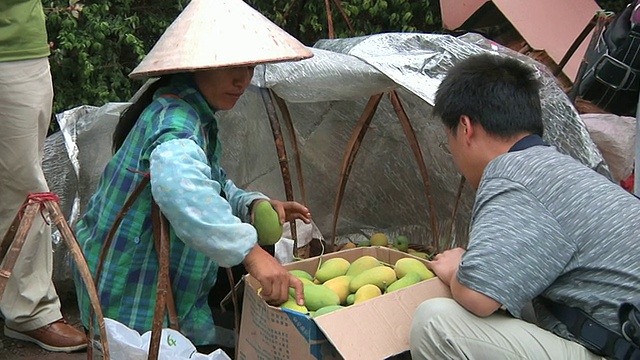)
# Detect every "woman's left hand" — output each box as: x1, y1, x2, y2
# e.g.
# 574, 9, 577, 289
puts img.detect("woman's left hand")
253, 199, 311, 225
